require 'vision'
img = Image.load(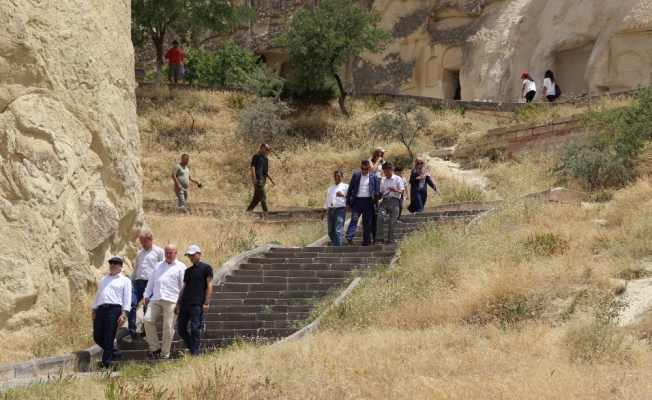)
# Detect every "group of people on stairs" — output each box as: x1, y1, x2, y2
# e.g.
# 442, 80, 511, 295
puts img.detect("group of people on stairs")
91, 234, 213, 369
321, 147, 439, 247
